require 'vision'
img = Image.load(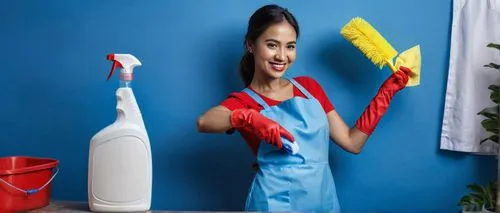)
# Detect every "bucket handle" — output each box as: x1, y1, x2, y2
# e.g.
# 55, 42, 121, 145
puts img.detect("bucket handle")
0, 167, 59, 196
